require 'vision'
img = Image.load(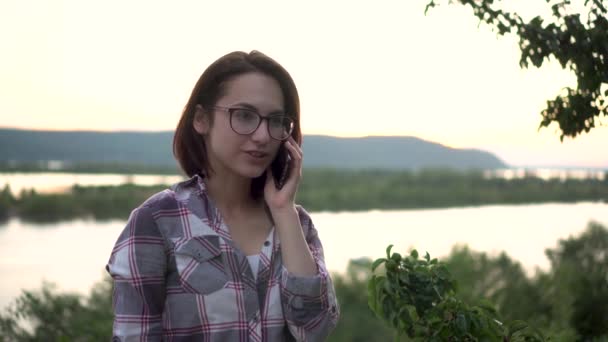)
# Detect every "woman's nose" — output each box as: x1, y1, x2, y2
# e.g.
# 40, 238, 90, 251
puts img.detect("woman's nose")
250, 118, 271, 143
